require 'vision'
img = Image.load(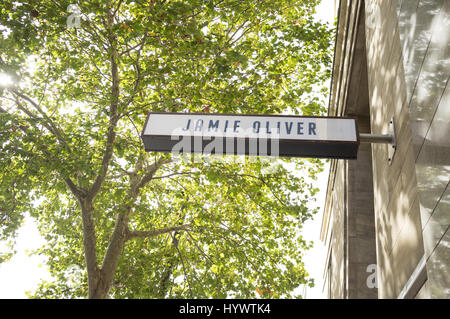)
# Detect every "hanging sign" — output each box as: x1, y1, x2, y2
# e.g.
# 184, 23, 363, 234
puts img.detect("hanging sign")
141, 112, 359, 159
